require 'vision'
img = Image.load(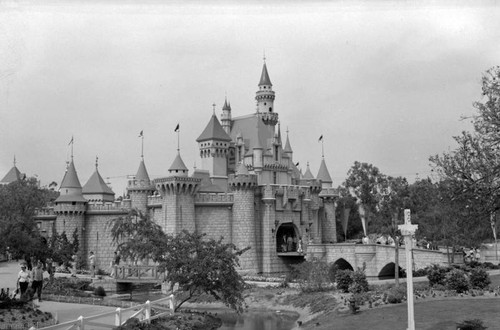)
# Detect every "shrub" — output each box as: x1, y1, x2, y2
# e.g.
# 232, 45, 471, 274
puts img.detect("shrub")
427, 264, 450, 287
469, 268, 491, 289
446, 269, 470, 293
335, 270, 353, 293
413, 268, 427, 277
456, 318, 487, 330
93, 286, 106, 297
328, 263, 338, 283
291, 258, 331, 292
385, 286, 406, 304
349, 269, 369, 294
